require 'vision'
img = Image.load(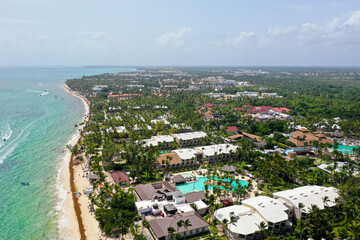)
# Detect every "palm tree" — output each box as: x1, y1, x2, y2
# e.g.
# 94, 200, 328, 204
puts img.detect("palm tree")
183, 219, 192, 238
142, 219, 149, 234
348, 222, 360, 240
256, 221, 268, 239
167, 227, 176, 240
177, 220, 184, 235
